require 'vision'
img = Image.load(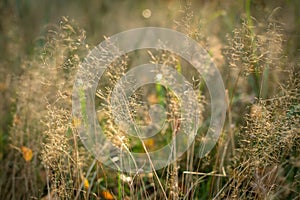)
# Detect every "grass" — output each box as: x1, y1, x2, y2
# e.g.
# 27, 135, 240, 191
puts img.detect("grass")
0, 0, 299, 199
